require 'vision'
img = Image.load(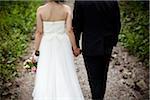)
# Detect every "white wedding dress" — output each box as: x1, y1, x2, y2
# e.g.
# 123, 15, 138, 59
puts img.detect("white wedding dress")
32, 21, 84, 100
